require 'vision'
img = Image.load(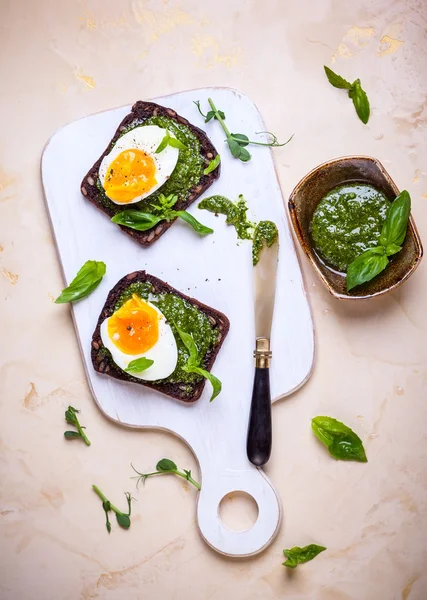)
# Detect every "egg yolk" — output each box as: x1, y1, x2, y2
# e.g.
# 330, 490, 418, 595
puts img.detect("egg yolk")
108, 295, 159, 355
104, 149, 157, 203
